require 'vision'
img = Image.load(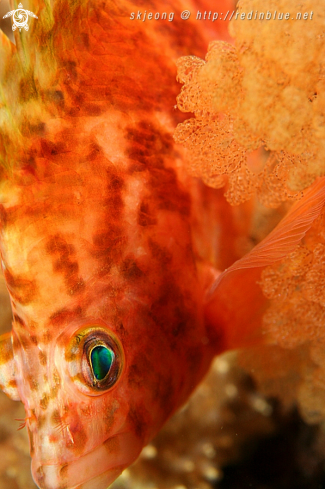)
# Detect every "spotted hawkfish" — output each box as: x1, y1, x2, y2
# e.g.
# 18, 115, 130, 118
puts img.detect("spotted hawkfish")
0, 1, 324, 489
